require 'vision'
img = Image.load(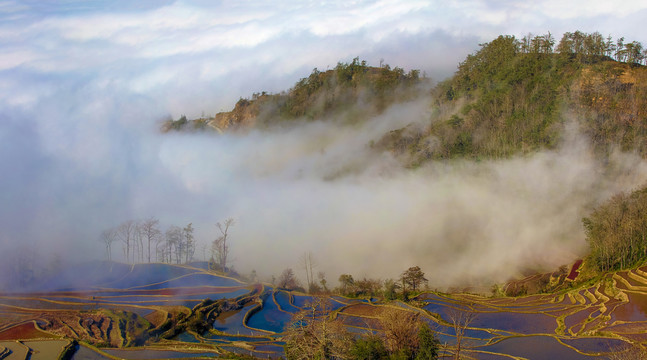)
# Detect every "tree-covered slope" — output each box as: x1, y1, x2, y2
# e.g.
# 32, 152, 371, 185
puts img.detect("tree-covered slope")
379, 32, 647, 165
163, 57, 423, 132
166, 31, 647, 164
583, 185, 647, 272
